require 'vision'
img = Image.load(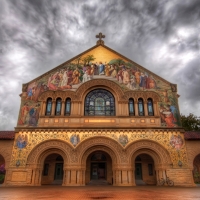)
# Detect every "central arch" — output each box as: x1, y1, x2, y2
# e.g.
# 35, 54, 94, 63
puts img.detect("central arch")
78, 137, 121, 185
81, 146, 115, 185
